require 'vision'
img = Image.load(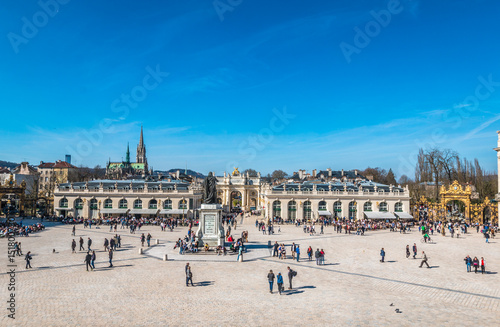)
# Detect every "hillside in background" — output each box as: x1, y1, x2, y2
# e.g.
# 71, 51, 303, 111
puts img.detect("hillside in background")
0, 160, 18, 169
156, 169, 206, 179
